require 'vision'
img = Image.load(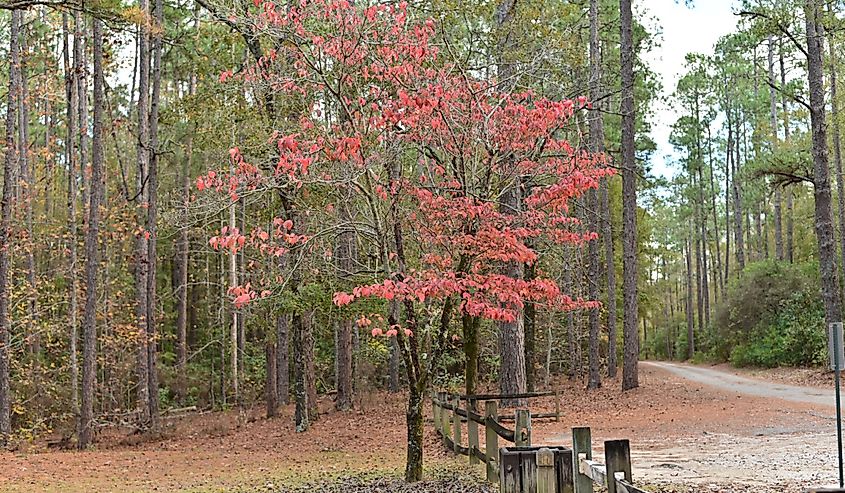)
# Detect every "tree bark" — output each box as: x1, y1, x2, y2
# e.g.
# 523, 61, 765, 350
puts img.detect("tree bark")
770, 37, 784, 261
586, 0, 603, 391
275, 315, 289, 405
685, 239, 695, 359
62, 12, 80, 433
826, 14, 845, 293
79, 17, 105, 449
0, 9, 20, 445
144, 0, 163, 429
780, 38, 794, 263
805, 0, 843, 326
620, 0, 638, 390
175, 71, 196, 404
335, 201, 355, 411
134, 0, 151, 424
265, 341, 277, 418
